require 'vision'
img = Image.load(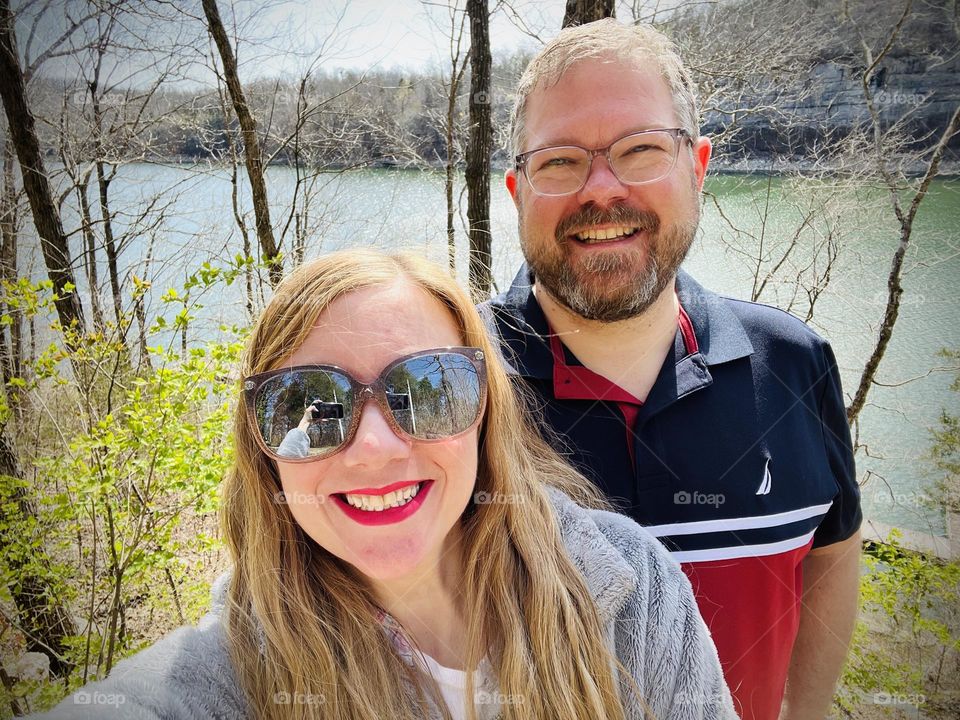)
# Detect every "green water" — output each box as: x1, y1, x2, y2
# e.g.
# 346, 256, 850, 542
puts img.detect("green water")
47, 164, 960, 533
